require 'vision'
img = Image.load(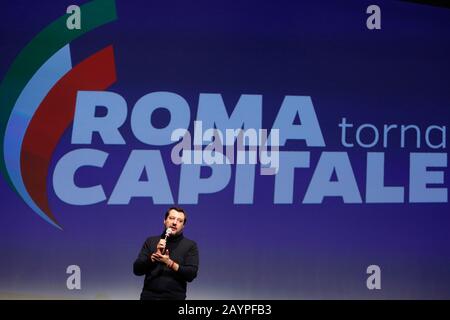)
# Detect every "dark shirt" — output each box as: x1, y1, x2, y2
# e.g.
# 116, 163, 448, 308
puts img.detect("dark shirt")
133, 232, 199, 300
